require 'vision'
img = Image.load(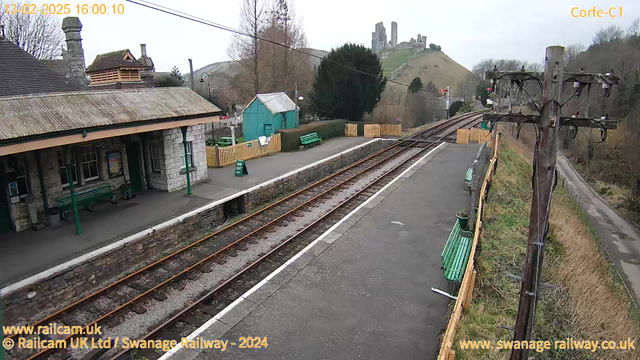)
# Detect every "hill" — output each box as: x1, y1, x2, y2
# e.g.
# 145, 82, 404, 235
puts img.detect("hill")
381, 49, 472, 96
186, 48, 328, 87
